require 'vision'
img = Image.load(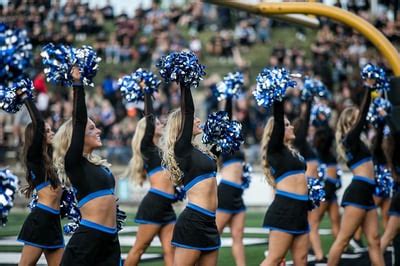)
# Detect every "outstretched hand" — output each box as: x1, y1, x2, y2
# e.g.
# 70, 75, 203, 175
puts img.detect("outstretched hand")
71, 66, 81, 83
